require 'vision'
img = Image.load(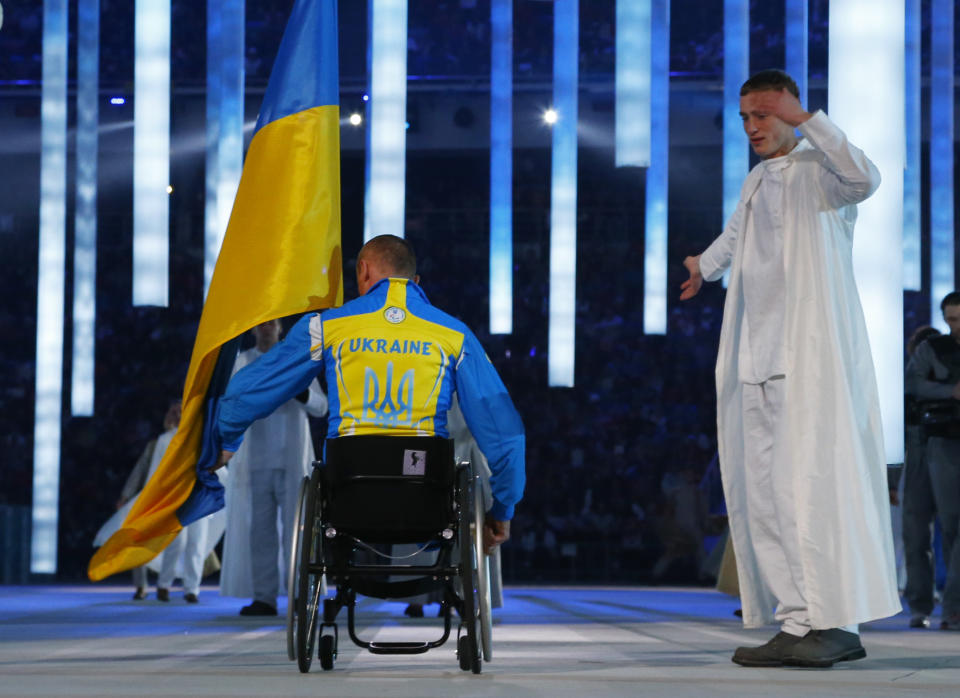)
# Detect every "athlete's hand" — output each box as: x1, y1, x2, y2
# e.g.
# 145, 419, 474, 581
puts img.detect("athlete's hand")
210, 450, 234, 471
482, 518, 510, 555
